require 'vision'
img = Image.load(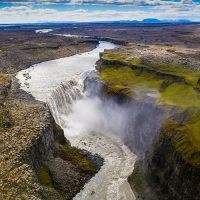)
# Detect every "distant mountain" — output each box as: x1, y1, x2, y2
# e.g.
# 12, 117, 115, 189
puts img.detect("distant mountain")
92, 18, 194, 24
0, 19, 197, 26
160, 19, 192, 23
142, 18, 161, 23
